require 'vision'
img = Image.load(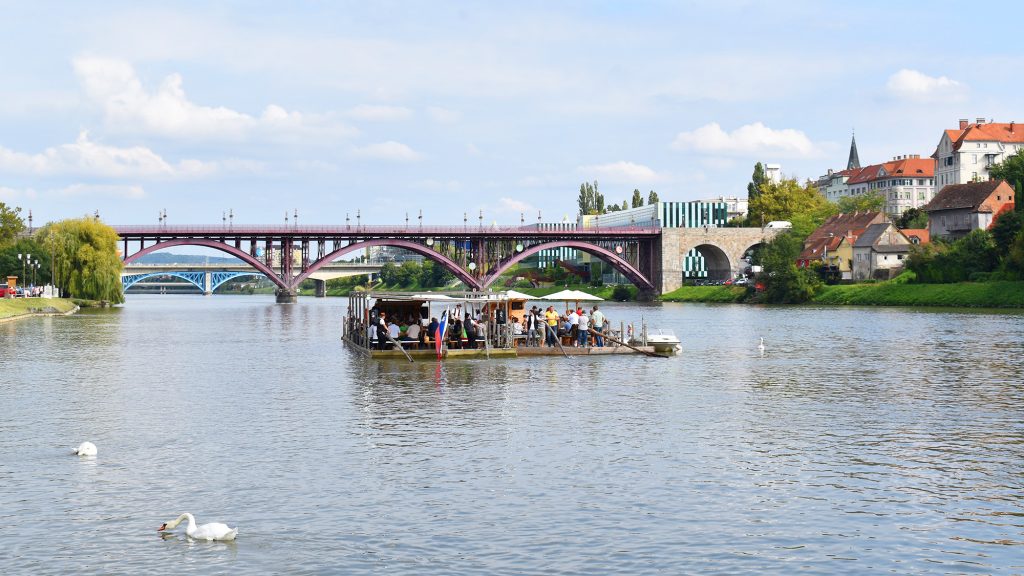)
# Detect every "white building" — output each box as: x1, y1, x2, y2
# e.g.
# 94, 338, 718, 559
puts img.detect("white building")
699, 196, 748, 222
764, 163, 782, 184
934, 118, 1024, 187
843, 155, 936, 217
